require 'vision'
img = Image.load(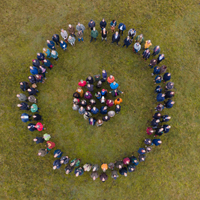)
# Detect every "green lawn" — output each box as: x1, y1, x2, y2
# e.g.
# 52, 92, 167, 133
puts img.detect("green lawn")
1, 0, 200, 199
